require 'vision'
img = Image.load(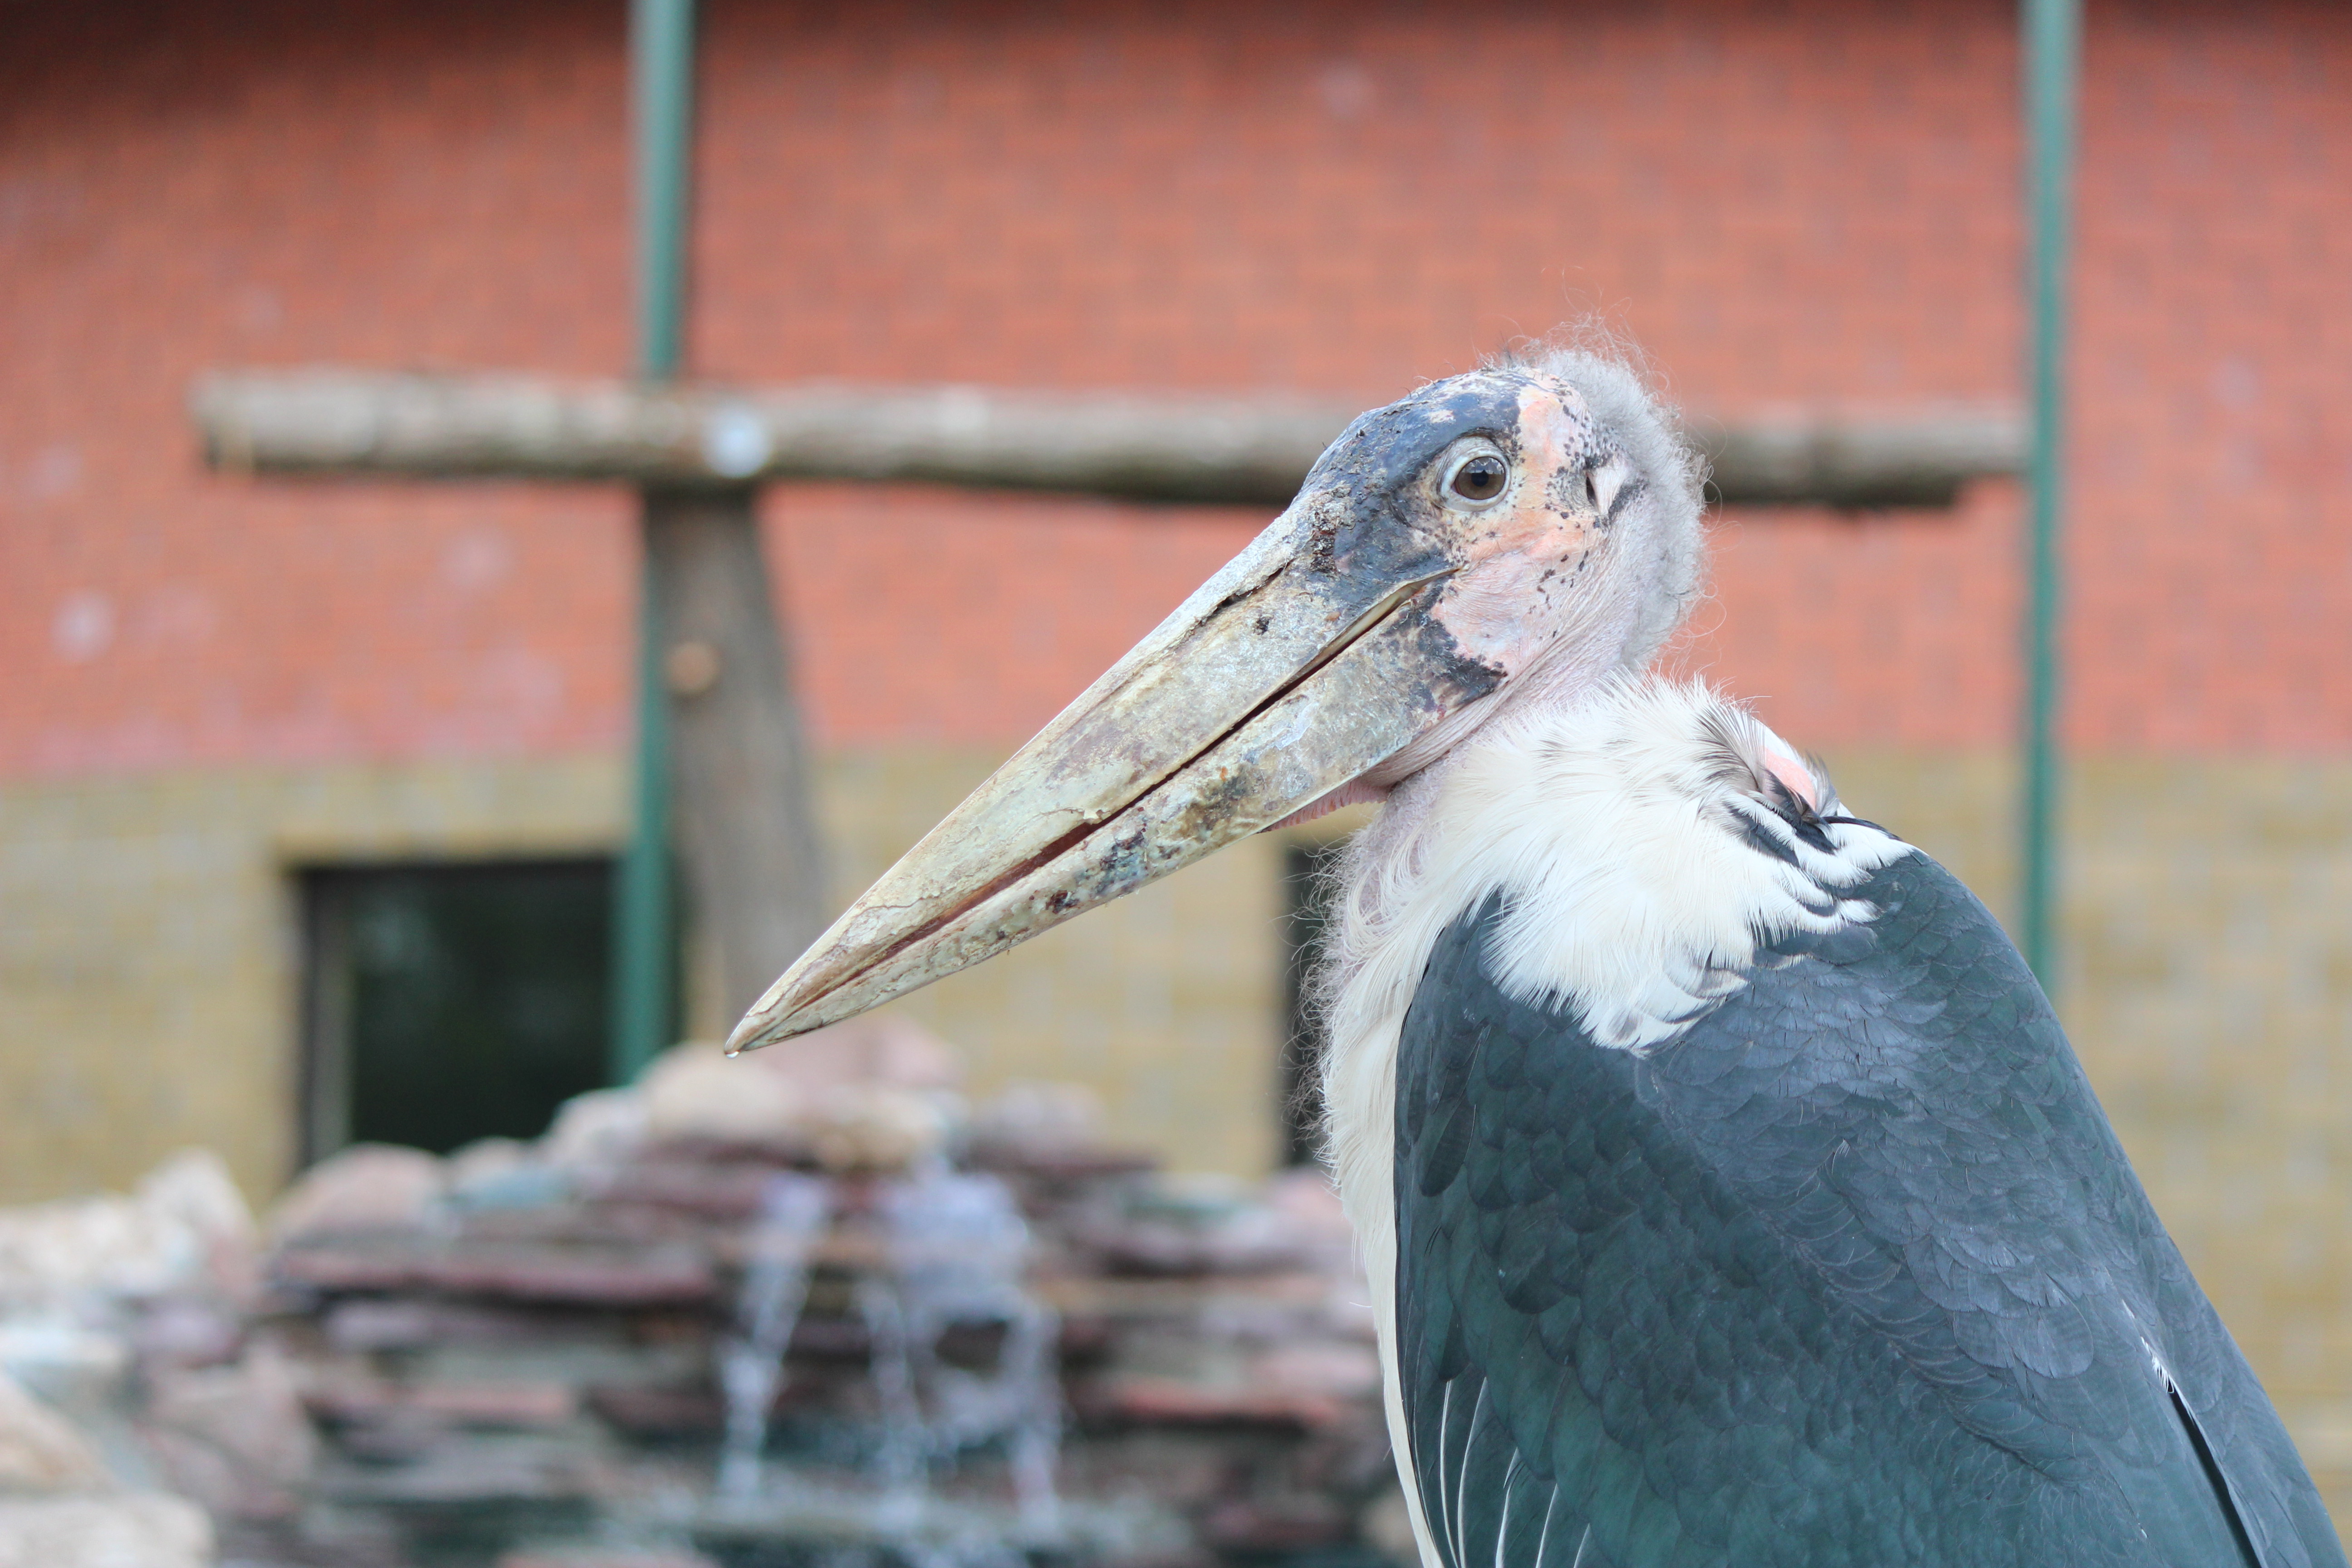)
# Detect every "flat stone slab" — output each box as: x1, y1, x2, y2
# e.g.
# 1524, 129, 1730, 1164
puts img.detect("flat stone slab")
312, 1436, 614, 1506
498, 1552, 718, 1568
676, 1486, 1185, 1566
305, 1375, 580, 1430
274, 1240, 715, 1305
1074, 1375, 1350, 1431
